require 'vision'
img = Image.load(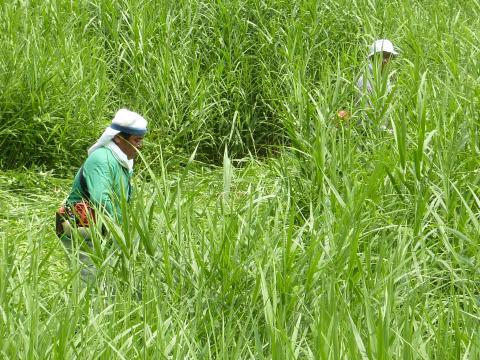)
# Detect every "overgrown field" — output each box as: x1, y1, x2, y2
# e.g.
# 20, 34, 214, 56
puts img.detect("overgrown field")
1, 0, 480, 358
